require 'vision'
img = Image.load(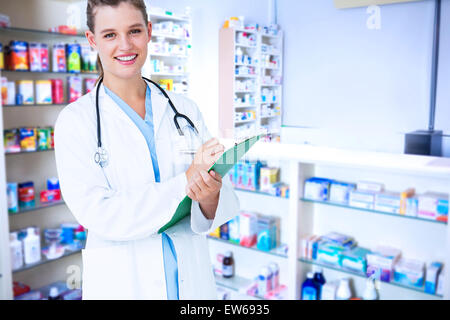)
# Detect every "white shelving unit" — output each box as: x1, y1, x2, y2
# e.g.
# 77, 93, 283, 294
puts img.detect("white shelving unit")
219, 26, 283, 141
143, 9, 192, 96
0, 27, 98, 299
209, 140, 450, 300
